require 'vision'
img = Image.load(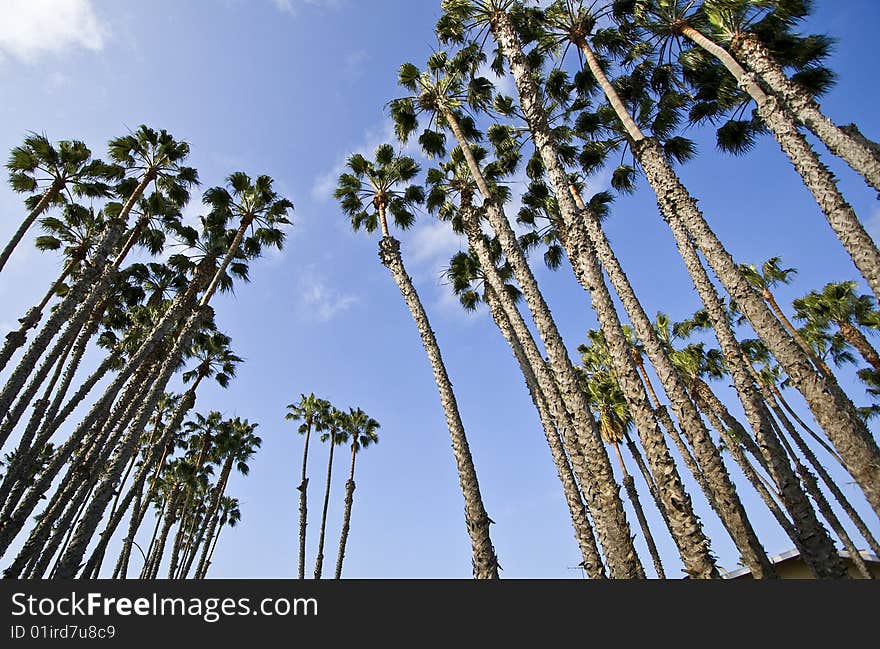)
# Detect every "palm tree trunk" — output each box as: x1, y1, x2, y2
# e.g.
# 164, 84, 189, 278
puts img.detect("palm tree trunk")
297, 419, 313, 580
769, 420, 870, 579
496, 15, 685, 579
766, 388, 880, 559
199, 510, 228, 579
682, 25, 880, 301
0, 179, 64, 274
313, 437, 336, 580
139, 496, 169, 579
115, 390, 195, 579
614, 443, 666, 578
143, 489, 181, 580
193, 461, 232, 581
445, 115, 638, 579
378, 232, 499, 578
334, 443, 358, 580
836, 321, 880, 372
635, 132, 880, 517
622, 430, 676, 540
484, 284, 605, 577
730, 32, 880, 197
763, 289, 833, 377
